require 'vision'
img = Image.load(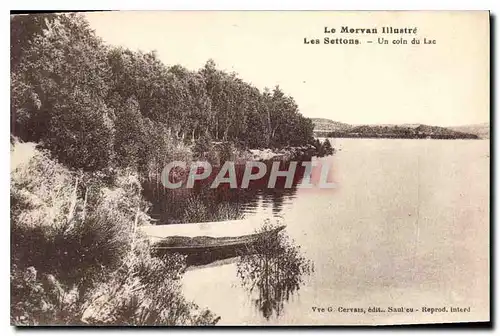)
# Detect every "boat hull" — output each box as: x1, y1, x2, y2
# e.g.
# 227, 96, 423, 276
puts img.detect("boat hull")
152, 225, 285, 252
151, 225, 285, 265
